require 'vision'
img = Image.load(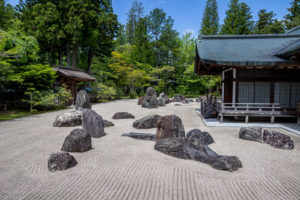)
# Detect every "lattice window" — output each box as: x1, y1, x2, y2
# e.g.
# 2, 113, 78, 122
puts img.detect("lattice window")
238, 82, 271, 104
